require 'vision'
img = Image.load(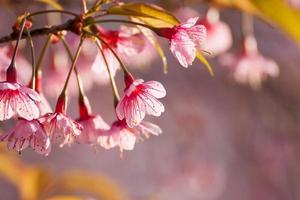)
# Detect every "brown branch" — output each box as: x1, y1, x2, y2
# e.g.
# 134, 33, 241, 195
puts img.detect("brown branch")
0, 19, 75, 44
